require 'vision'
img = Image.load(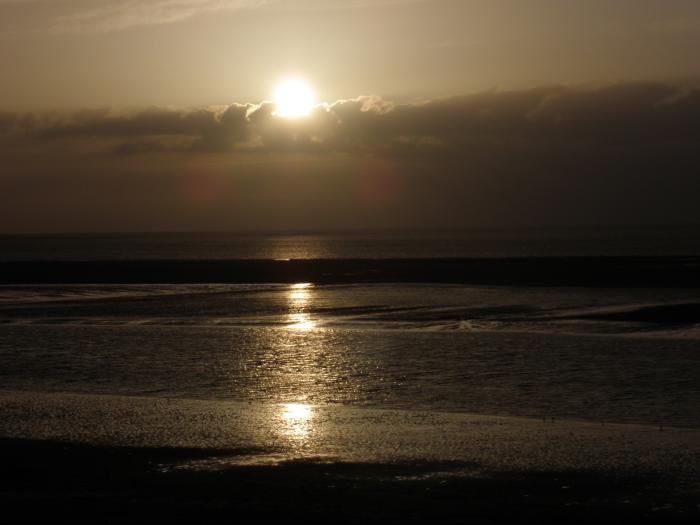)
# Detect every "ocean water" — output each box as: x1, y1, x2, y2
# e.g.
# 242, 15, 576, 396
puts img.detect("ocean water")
1, 226, 700, 261
1, 230, 699, 431
1, 282, 698, 428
